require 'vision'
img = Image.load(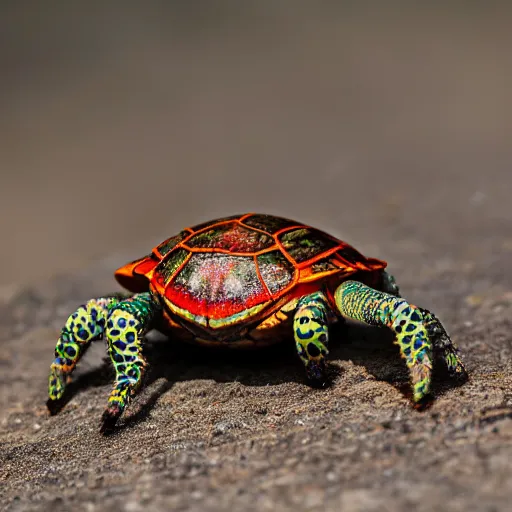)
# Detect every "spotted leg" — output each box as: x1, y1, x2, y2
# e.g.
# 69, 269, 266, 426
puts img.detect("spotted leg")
101, 292, 162, 433
334, 280, 433, 402
418, 308, 467, 378
378, 270, 466, 378
48, 294, 127, 410
293, 292, 331, 384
